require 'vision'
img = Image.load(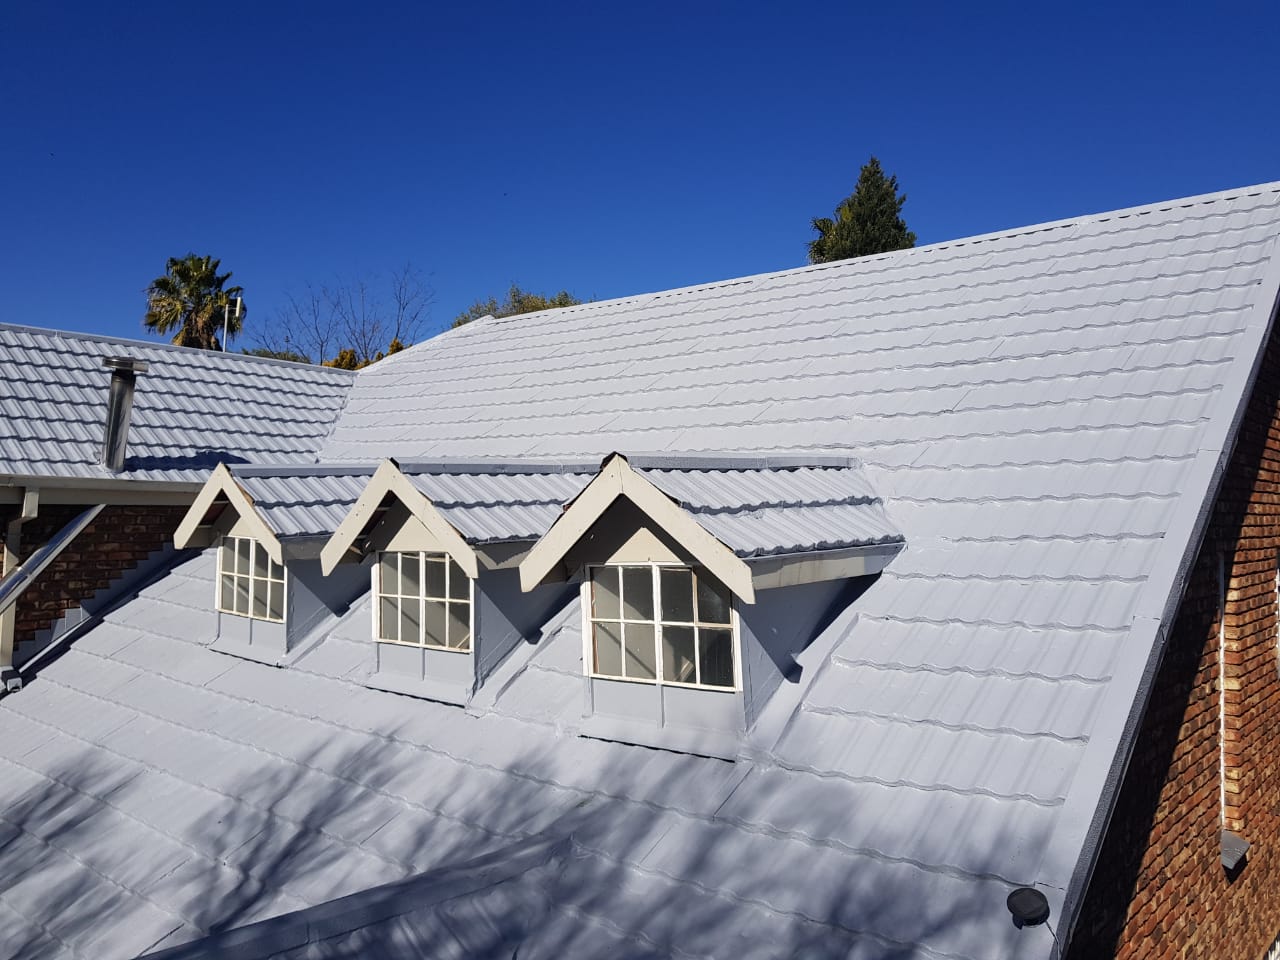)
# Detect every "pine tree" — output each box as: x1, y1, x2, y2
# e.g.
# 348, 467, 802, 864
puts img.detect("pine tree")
808, 157, 916, 264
